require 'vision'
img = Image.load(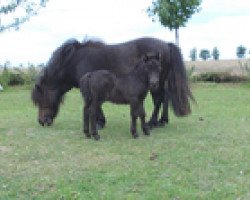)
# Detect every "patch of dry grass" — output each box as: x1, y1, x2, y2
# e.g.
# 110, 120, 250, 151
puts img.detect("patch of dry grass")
186, 58, 250, 76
